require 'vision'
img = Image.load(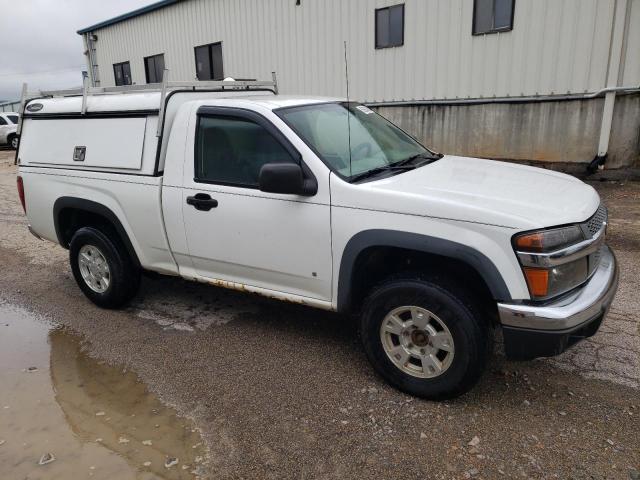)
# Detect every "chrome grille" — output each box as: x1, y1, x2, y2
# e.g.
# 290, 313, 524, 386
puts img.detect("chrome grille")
584, 204, 607, 238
